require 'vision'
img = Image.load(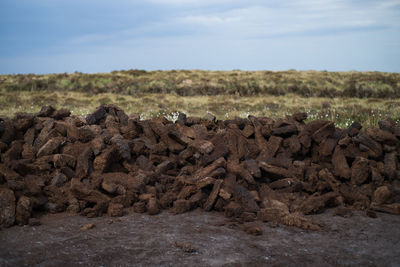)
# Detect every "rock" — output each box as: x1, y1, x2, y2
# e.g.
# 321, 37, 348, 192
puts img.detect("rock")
155, 160, 174, 175
135, 155, 153, 171
243, 223, 263, 236
176, 113, 187, 125
365, 209, 377, 218
189, 139, 214, 154
378, 118, 395, 133
174, 242, 197, 253
75, 146, 93, 178
51, 172, 68, 187
110, 135, 131, 161
319, 169, 340, 192
269, 178, 298, 190
133, 201, 147, 213
0, 141, 8, 153
208, 167, 226, 178
338, 135, 351, 146
196, 177, 215, 189
249, 116, 268, 149
21, 143, 35, 159
78, 125, 96, 142
80, 223, 96, 231
384, 152, 397, 180
168, 130, 192, 146
0, 188, 16, 228
37, 106, 55, 117
200, 142, 229, 166
219, 188, 232, 200
108, 203, 124, 217
312, 121, 335, 143
193, 157, 226, 180
351, 157, 369, 185
90, 137, 105, 156
367, 127, 397, 145
233, 185, 259, 213
53, 153, 76, 169
266, 136, 283, 157
227, 162, 255, 184
147, 197, 160, 215
373, 186, 392, 205
101, 172, 144, 193
53, 109, 71, 120
2, 141, 23, 162
224, 202, 243, 217
353, 133, 382, 158
204, 113, 216, 122
371, 167, 384, 185
16, 196, 32, 225
347, 122, 362, 137
288, 135, 301, 154
292, 112, 308, 122
272, 124, 298, 137
241, 124, 254, 138
93, 147, 117, 173
171, 199, 194, 214
296, 192, 337, 214
0, 119, 15, 144
102, 180, 119, 194
192, 124, 208, 139
243, 159, 261, 179
259, 162, 291, 179
37, 137, 64, 157
334, 206, 353, 218
370, 203, 400, 215
177, 185, 197, 200
86, 106, 107, 125
332, 147, 351, 179
203, 179, 223, 211
28, 218, 41, 226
